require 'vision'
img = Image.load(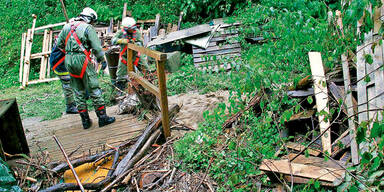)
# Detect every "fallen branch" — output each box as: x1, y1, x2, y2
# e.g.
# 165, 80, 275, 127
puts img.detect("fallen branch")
222, 94, 262, 128
114, 104, 180, 176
